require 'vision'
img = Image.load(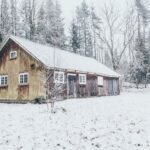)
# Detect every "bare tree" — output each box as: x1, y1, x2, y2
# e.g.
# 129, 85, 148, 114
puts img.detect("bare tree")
99, 2, 137, 70
43, 68, 66, 113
